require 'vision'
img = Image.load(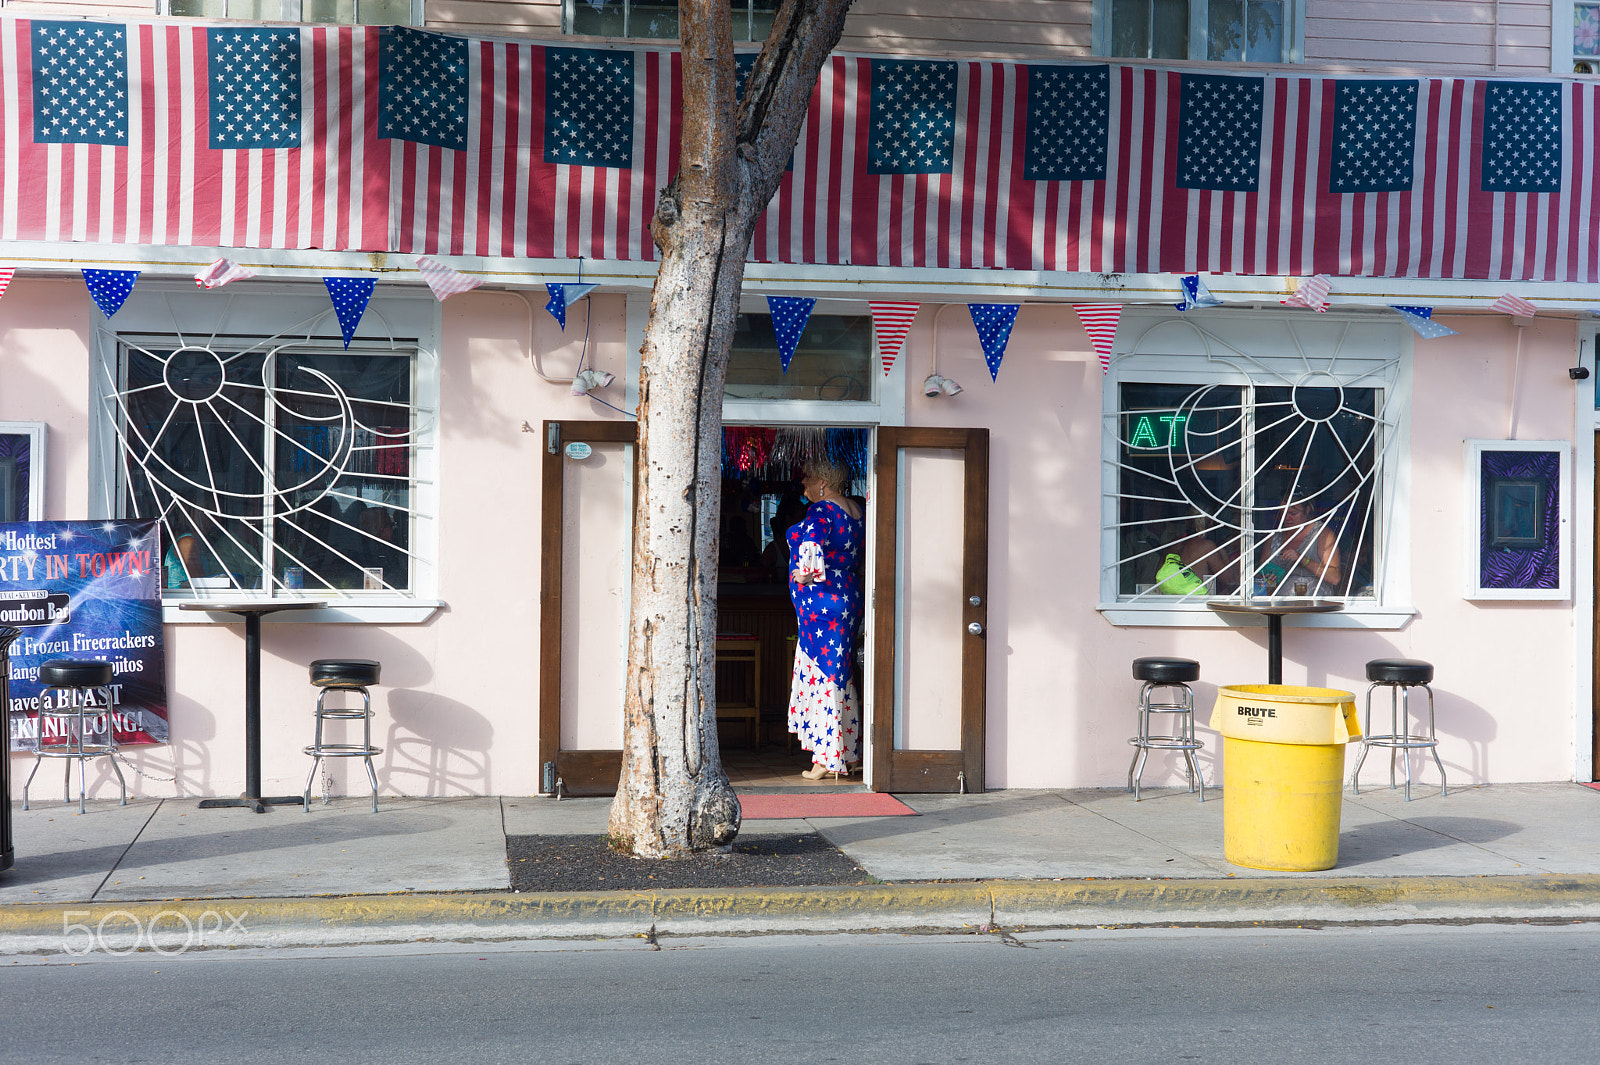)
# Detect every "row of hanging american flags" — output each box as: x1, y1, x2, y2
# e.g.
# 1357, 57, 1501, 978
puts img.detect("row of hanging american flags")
6, 17, 1600, 282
